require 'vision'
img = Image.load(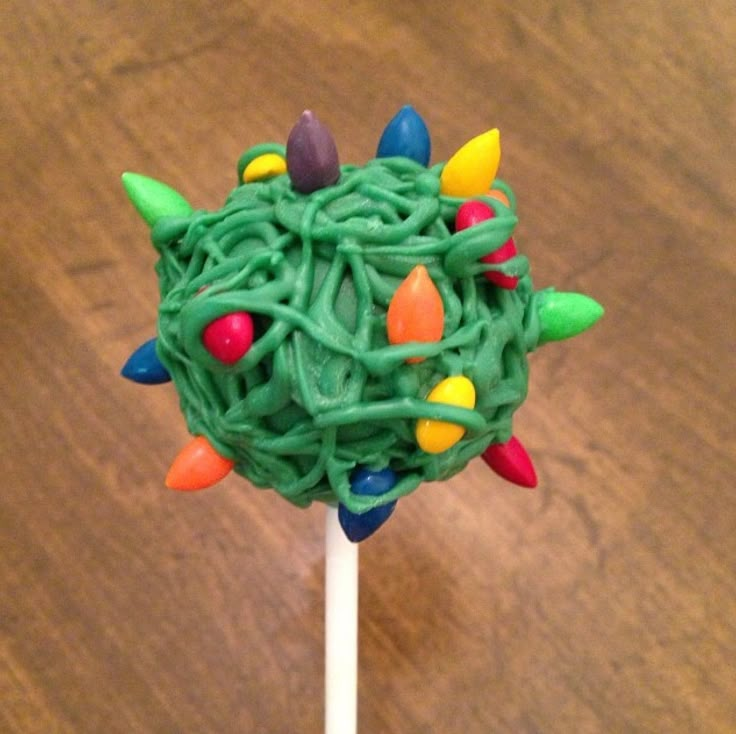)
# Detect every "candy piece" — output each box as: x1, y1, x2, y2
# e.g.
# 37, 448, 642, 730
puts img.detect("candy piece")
387, 265, 444, 363
236, 143, 287, 185
286, 110, 340, 193
338, 467, 398, 543
350, 466, 398, 495
376, 105, 431, 166
538, 292, 604, 343
338, 502, 395, 543
481, 436, 537, 488
440, 129, 501, 197
165, 436, 235, 491
120, 337, 171, 384
202, 312, 254, 365
455, 200, 494, 231
416, 376, 476, 453
482, 238, 519, 290
121, 172, 193, 226
454, 201, 518, 289
242, 153, 287, 183
487, 188, 511, 208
